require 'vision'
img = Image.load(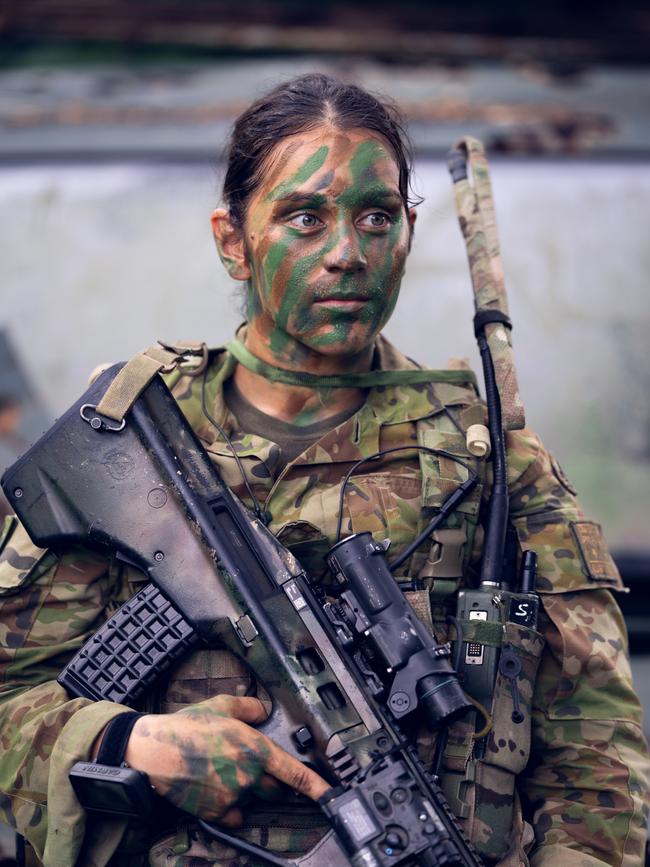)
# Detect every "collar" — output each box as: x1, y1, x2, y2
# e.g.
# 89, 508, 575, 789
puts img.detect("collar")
166, 328, 480, 464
